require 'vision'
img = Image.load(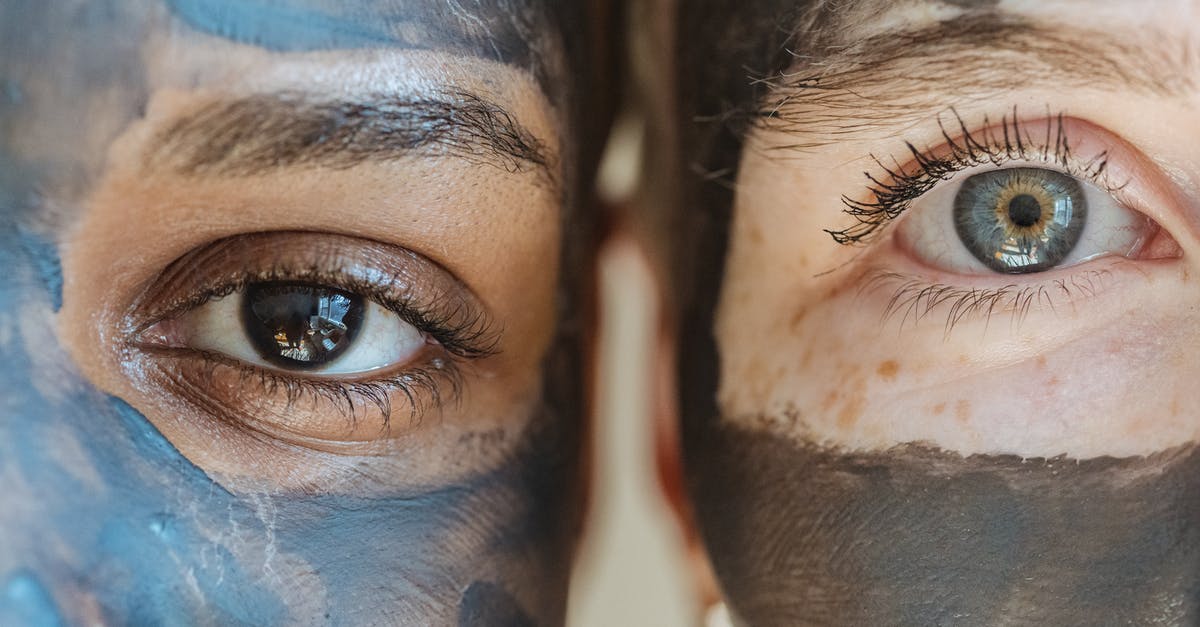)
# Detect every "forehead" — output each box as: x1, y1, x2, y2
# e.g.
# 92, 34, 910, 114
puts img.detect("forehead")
0, 0, 569, 94
0, 0, 579, 216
